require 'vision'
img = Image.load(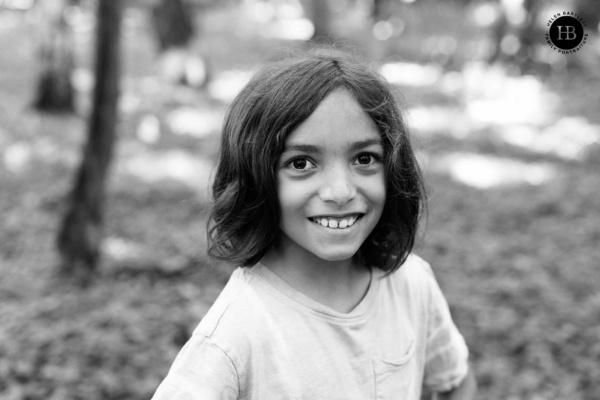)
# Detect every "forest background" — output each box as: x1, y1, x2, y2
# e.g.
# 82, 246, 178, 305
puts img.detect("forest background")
1, 0, 599, 399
